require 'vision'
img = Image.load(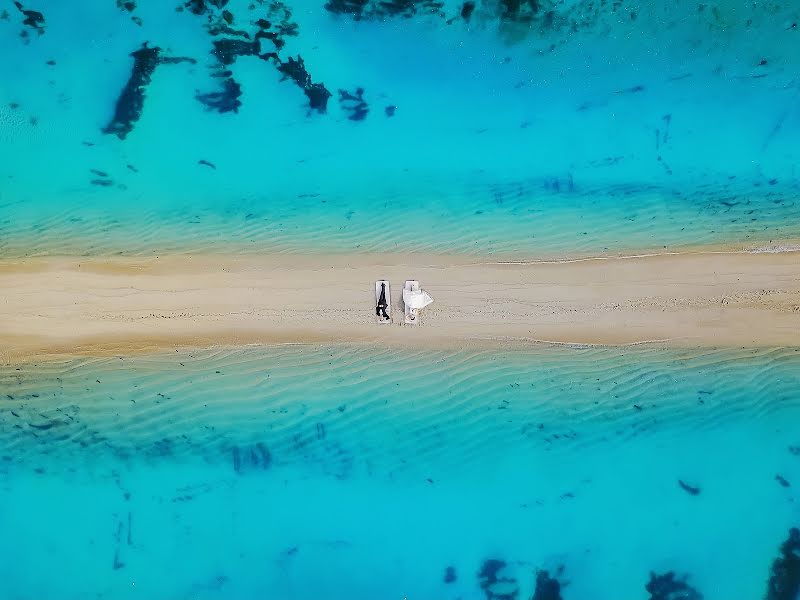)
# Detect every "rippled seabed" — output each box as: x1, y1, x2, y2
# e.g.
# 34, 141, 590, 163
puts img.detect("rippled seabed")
0, 346, 799, 599
1, 0, 800, 257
